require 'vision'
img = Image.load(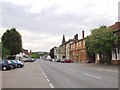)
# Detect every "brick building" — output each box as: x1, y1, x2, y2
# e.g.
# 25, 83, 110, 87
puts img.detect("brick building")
70, 31, 88, 63
95, 22, 120, 64
109, 22, 120, 64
